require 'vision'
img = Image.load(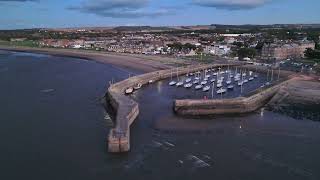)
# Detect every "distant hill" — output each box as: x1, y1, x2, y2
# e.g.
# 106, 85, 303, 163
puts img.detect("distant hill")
113, 26, 175, 32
